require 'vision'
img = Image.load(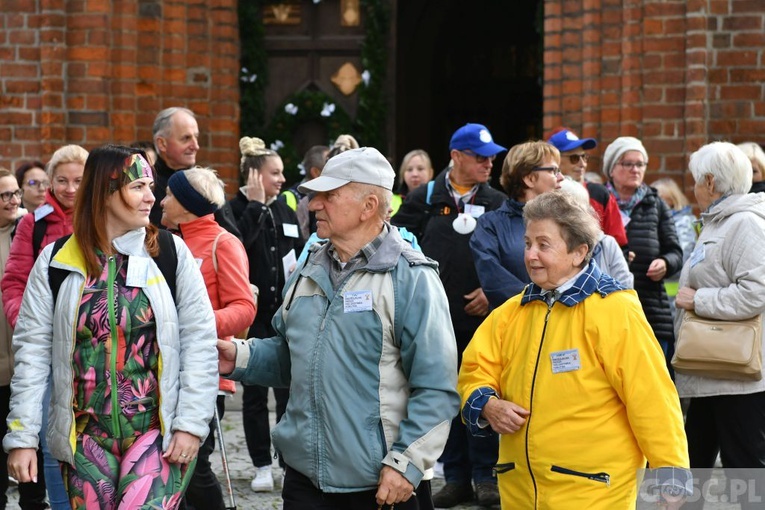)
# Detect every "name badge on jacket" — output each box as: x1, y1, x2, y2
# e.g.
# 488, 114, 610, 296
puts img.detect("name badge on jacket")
283, 223, 299, 238
344, 290, 373, 313
550, 349, 581, 374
